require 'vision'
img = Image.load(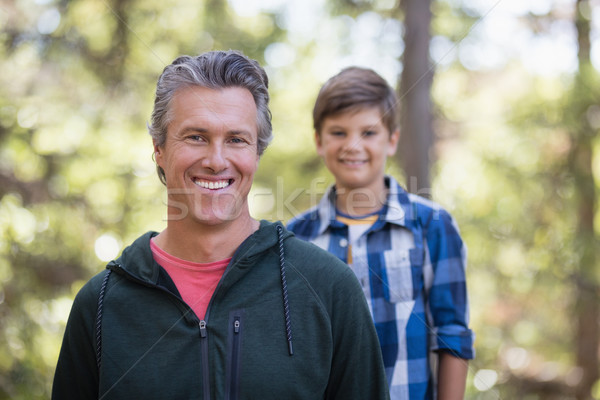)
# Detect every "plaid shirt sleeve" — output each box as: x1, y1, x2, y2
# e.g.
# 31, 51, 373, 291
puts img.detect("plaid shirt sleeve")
423, 208, 474, 359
